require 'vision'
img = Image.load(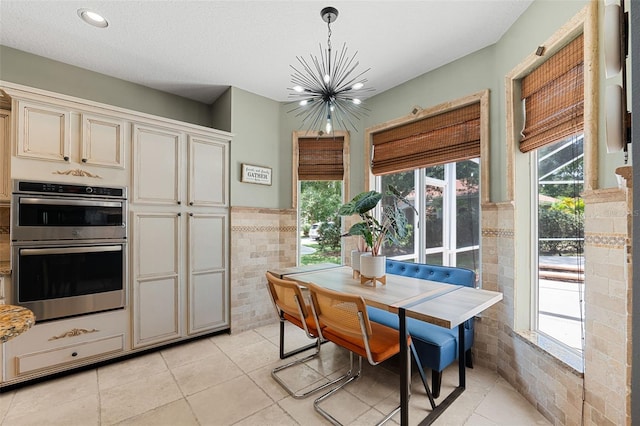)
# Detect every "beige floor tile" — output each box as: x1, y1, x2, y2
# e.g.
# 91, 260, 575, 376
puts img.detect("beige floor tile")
220, 338, 281, 374
3, 393, 99, 426
344, 364, 399, 406
314, 385, 371, 425
171, 350, 244, 396
114, 399, 198, 426
187, 375, 273, 425
233, 404, 298, 426
212, 329, 265, 353
99, 370, 183, 425
247, 363, 291, 402
0, 391, 15, 420
278, 395, 332, 426
474, 378, 551, 425
98, 351, 168, 391
462, 413, 498, 425
252, 322, 281, 341
6, 370, 97, 418
0, 321, 553, 426
160, 337, 221, 369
